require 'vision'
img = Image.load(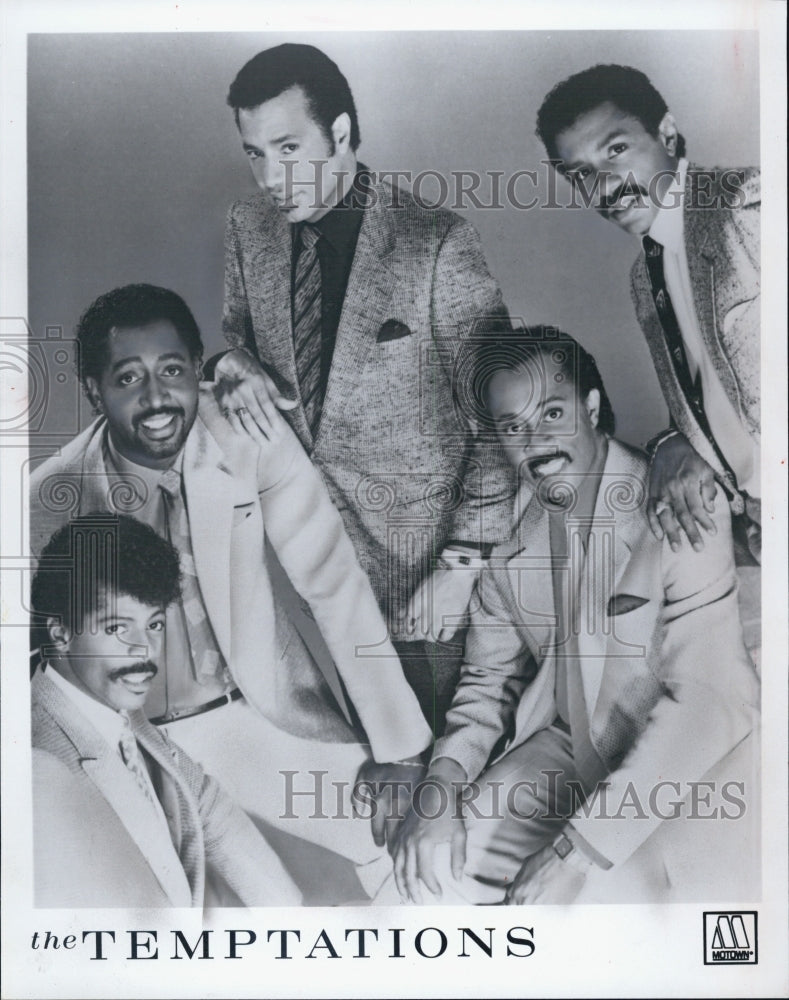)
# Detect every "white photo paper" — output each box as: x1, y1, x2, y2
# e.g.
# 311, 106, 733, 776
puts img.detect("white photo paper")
2, 2, 787, 997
